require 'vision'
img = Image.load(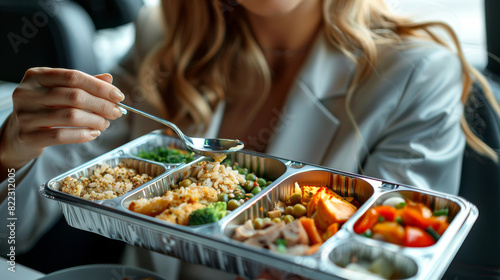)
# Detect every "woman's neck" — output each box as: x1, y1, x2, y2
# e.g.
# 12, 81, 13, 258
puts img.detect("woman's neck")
245, 0, 323, 52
